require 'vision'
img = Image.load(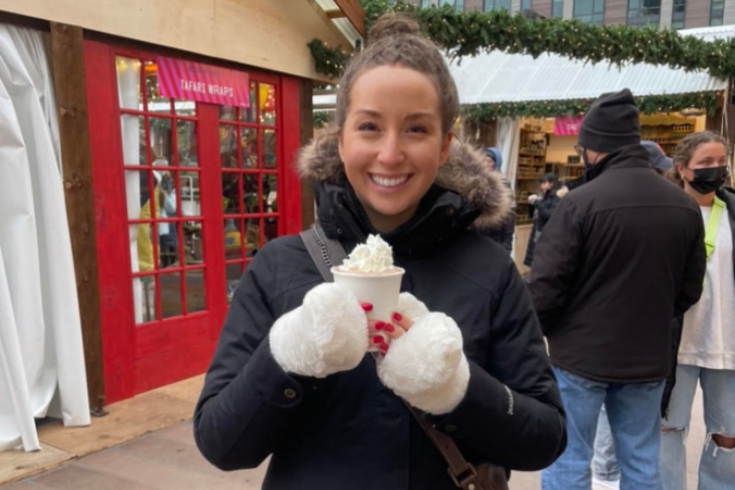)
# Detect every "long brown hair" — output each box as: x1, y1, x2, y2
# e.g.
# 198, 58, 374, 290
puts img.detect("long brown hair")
666, 131, 729, 188
334, 14, 459, 134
